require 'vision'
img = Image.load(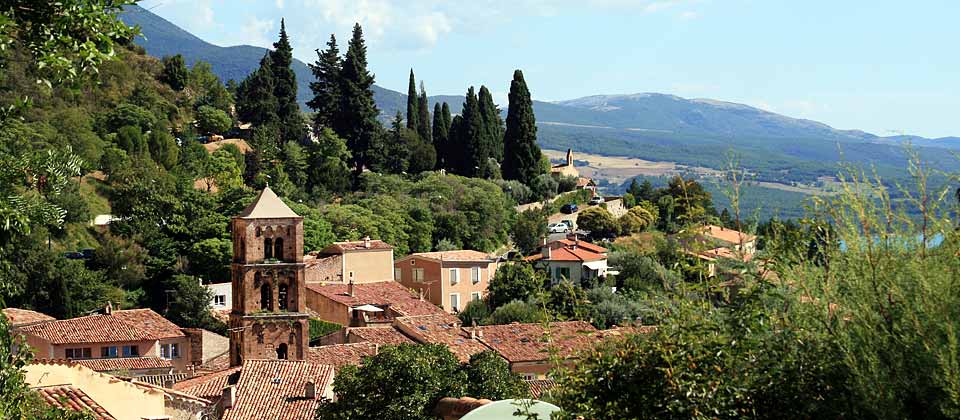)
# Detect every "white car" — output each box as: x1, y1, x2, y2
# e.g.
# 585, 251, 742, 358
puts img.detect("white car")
588, 196, 604, 206
548, 223, 569, 233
